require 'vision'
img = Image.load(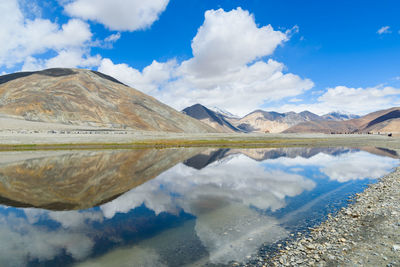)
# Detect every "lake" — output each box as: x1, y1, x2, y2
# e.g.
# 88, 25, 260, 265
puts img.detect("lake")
0, 147, 398, 266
